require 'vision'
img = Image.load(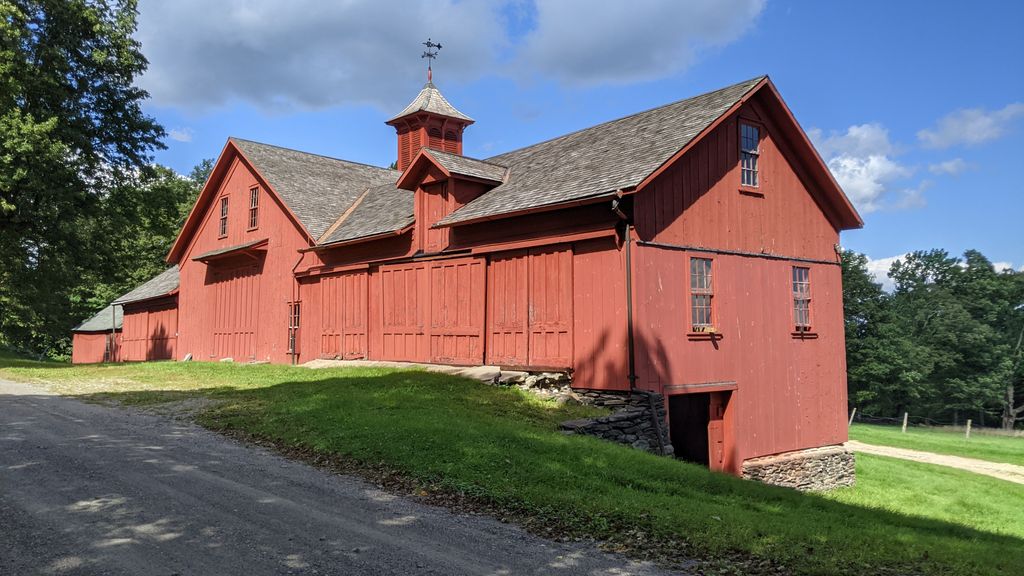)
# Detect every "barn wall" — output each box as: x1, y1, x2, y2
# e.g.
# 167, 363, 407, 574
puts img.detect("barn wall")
634, 100, 840, 261
72, 332, 118, 364
121, 296, 178, 362
176, 155, 311, 363
572, 238, 629, 390
632, 244, 847, 464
